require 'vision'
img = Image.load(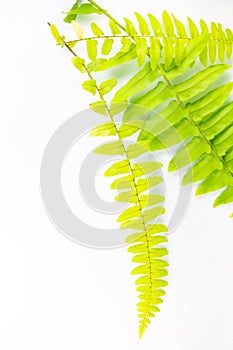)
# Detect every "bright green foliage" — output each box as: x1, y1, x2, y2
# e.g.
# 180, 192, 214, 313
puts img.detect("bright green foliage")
91, 120, 168, 338
64, 2, 102, 23
91, 22, 104, 36
99, 78, 118, 95
101, 38, 114, 55
50, 5, 233, 340
82, 79, 97, 94
50, 24, 62, 44
86, 39, 98, 60
129, 60, 233, 209
71, 56, 85, 73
